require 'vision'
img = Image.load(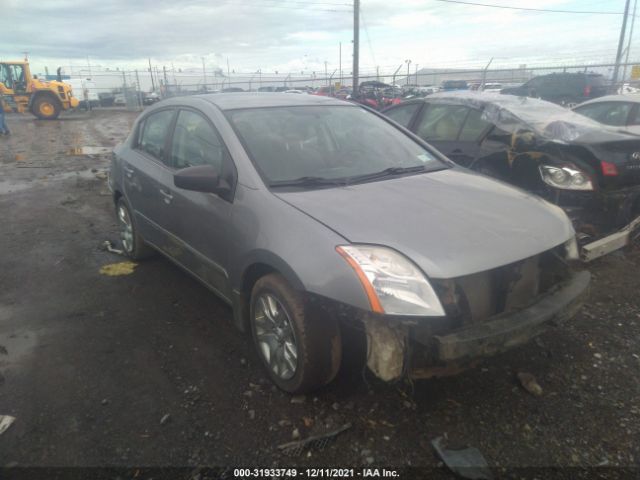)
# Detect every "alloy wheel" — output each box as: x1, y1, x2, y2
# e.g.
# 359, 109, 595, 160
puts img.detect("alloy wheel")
253, 293, 299, 380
